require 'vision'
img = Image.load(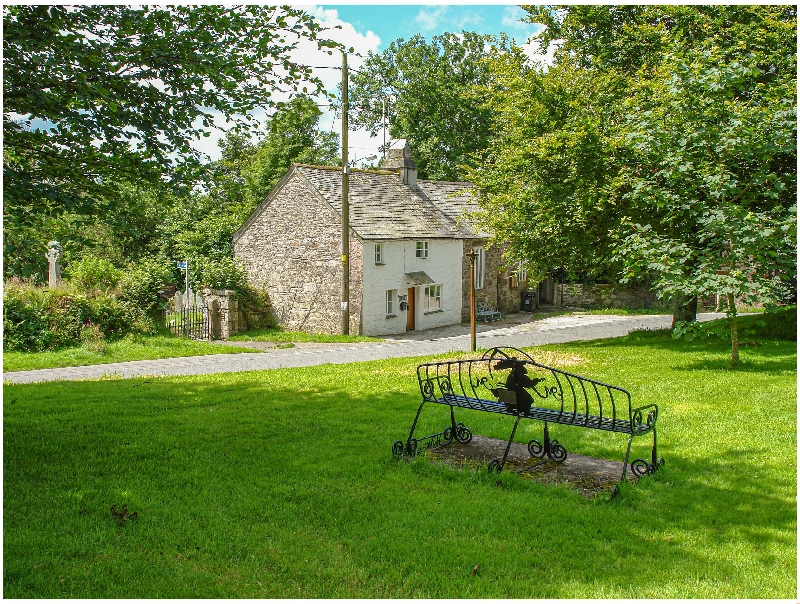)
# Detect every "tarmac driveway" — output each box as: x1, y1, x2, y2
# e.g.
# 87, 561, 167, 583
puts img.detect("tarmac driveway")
4, 312, 728, 384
